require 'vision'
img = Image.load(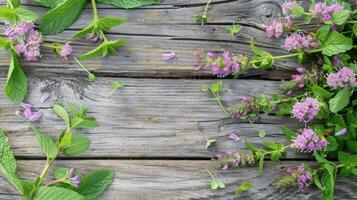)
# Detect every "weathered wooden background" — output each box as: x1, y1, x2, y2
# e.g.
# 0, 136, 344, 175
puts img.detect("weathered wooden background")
0, 0, 357, 199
